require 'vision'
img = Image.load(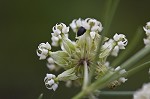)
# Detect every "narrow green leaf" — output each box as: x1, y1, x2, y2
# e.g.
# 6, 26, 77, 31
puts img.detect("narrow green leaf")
38, 93, 43, 99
